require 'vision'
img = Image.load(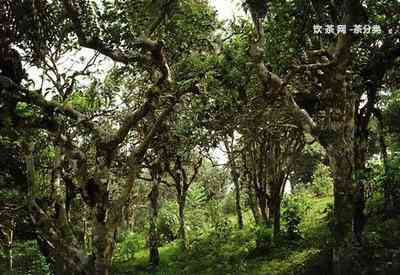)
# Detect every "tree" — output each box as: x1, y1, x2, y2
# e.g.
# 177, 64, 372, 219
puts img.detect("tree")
147, 161, 163, 268
0, 0, 217, 274
351, 0, 400, 242
223, 132, 244, 229
241, 124, 304, 238
166, 152, 203, 243
244, 0, 368, 273
381, 89, 400, 213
